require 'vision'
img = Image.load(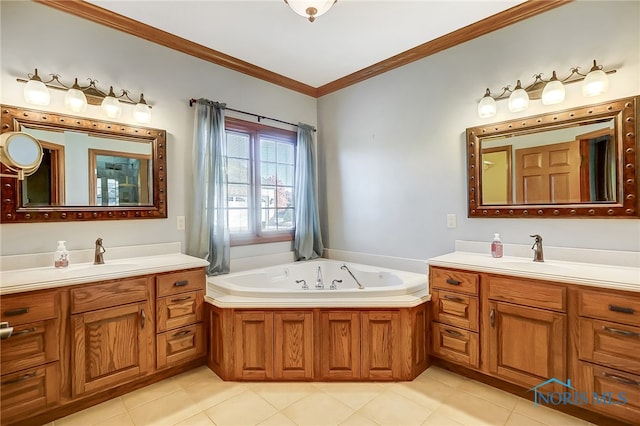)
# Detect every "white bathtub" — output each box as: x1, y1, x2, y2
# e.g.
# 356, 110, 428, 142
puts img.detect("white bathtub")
206, 259, 429, 308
